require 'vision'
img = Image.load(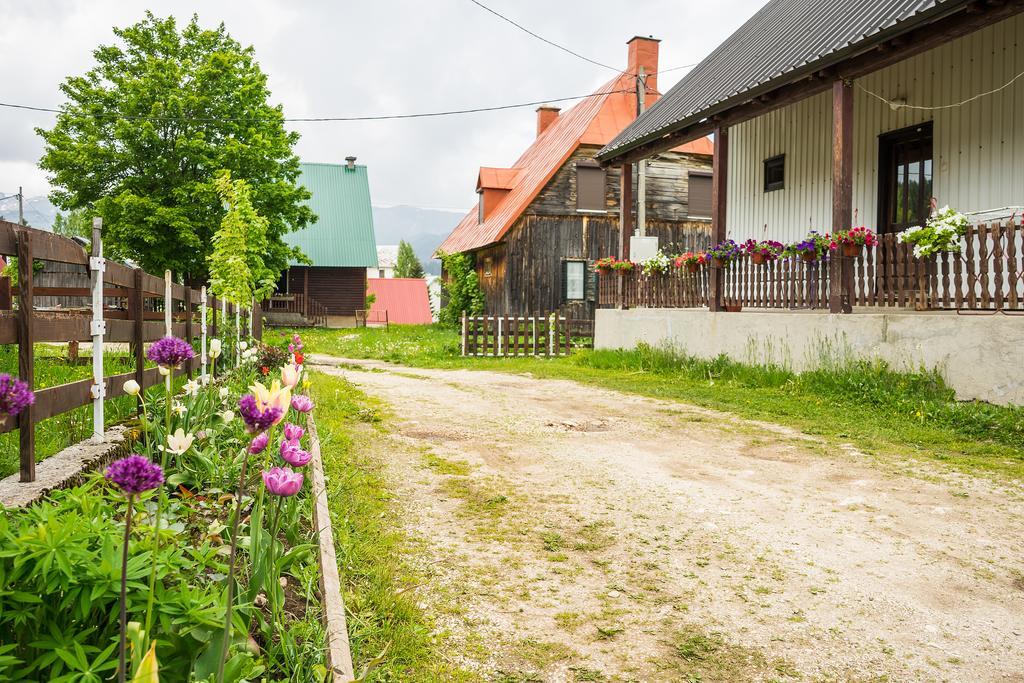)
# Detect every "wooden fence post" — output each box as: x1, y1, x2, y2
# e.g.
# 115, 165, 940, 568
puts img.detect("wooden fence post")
133, 269, 145, 415
164, 270, 172, 336
200, 286, 208, 378
253, 301, 263, 341
0, 276, 11, 310
16, 229, 34, 482
89, 217, 105, 441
